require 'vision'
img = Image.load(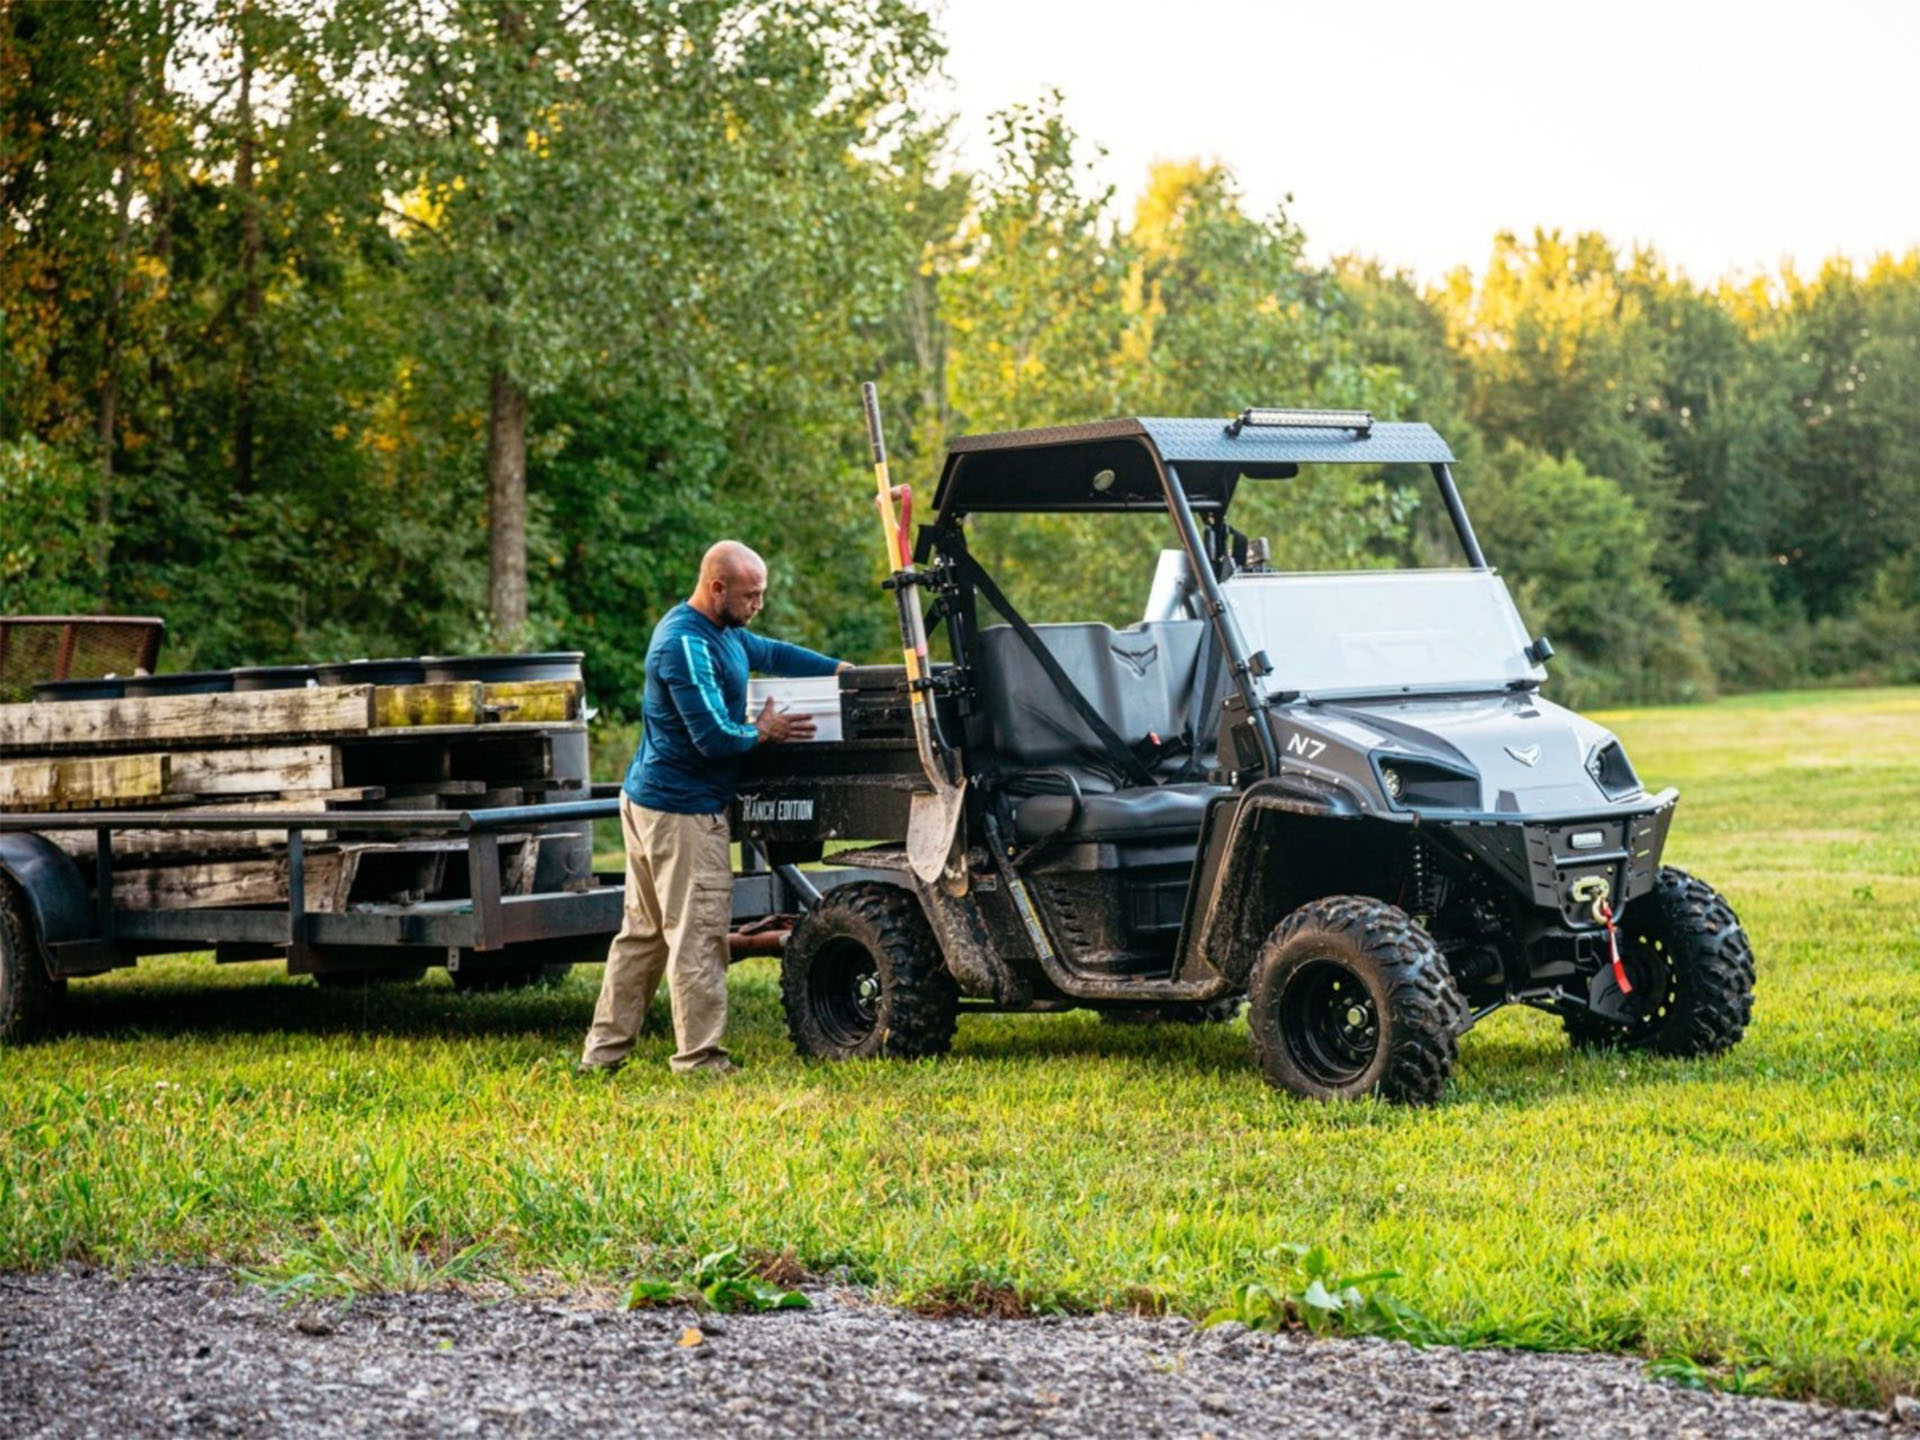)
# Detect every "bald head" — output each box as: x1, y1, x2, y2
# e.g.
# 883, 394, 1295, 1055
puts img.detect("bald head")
691, 540, 768, 629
